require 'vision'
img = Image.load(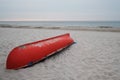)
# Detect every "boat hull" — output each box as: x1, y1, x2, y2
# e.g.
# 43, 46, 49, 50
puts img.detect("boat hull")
6, 33, 74, 69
